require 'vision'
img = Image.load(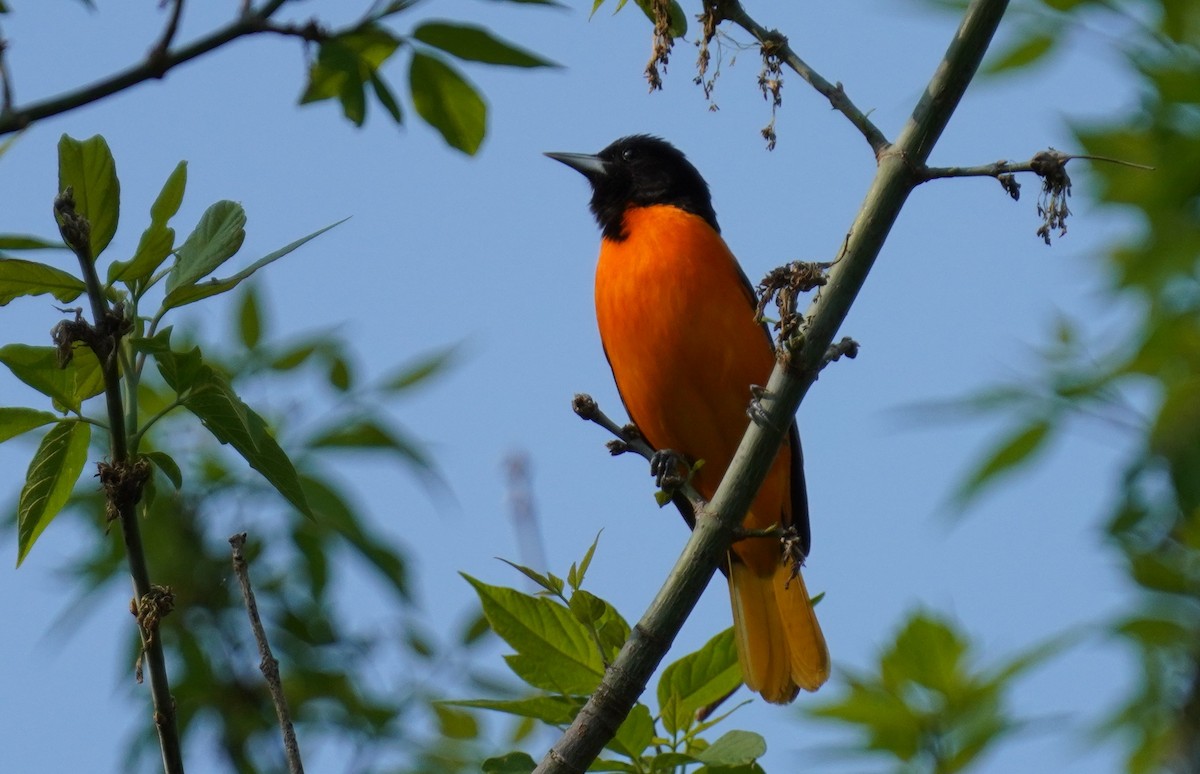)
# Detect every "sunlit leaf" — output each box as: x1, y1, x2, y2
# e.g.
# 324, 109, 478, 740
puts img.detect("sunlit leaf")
57, 134, 120, 260
659, 627, 741, 735
695, 729, 766, 766
162, 218, 343, 309
0, 257, 86, 305
0, 407, 59, 444
166, 200, 247, 293
481, 751, 536, 774
444, 696, 582, 724
409, 52, 487, 155
17, 420, 91, 566
0, 343, 105, 413
413, 22, 558, 68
